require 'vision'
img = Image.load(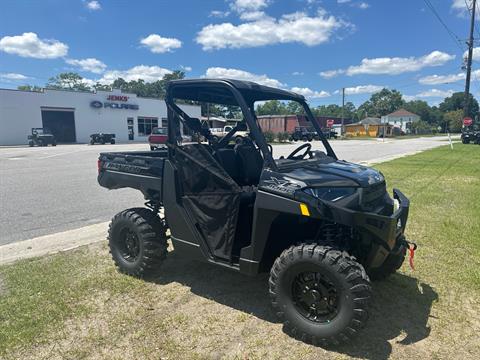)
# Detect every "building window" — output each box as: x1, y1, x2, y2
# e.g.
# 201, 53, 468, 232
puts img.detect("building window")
137, 117, 158, 136
161, 117, 168, 128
